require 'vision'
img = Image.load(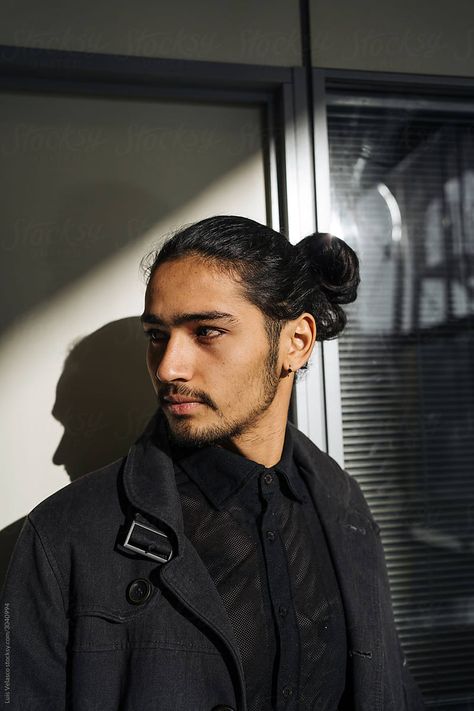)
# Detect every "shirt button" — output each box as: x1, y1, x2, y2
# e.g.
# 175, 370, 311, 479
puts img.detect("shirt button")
266, 530, 276, 541
278, 605, 288, 617
263, 472, 274, 485
282, 685, 293, 698
126, 578, 152, 605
